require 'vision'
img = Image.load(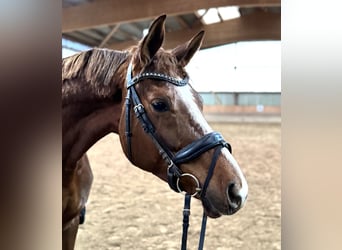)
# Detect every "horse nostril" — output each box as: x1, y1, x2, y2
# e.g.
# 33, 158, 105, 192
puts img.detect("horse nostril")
227, 183, 242, 210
